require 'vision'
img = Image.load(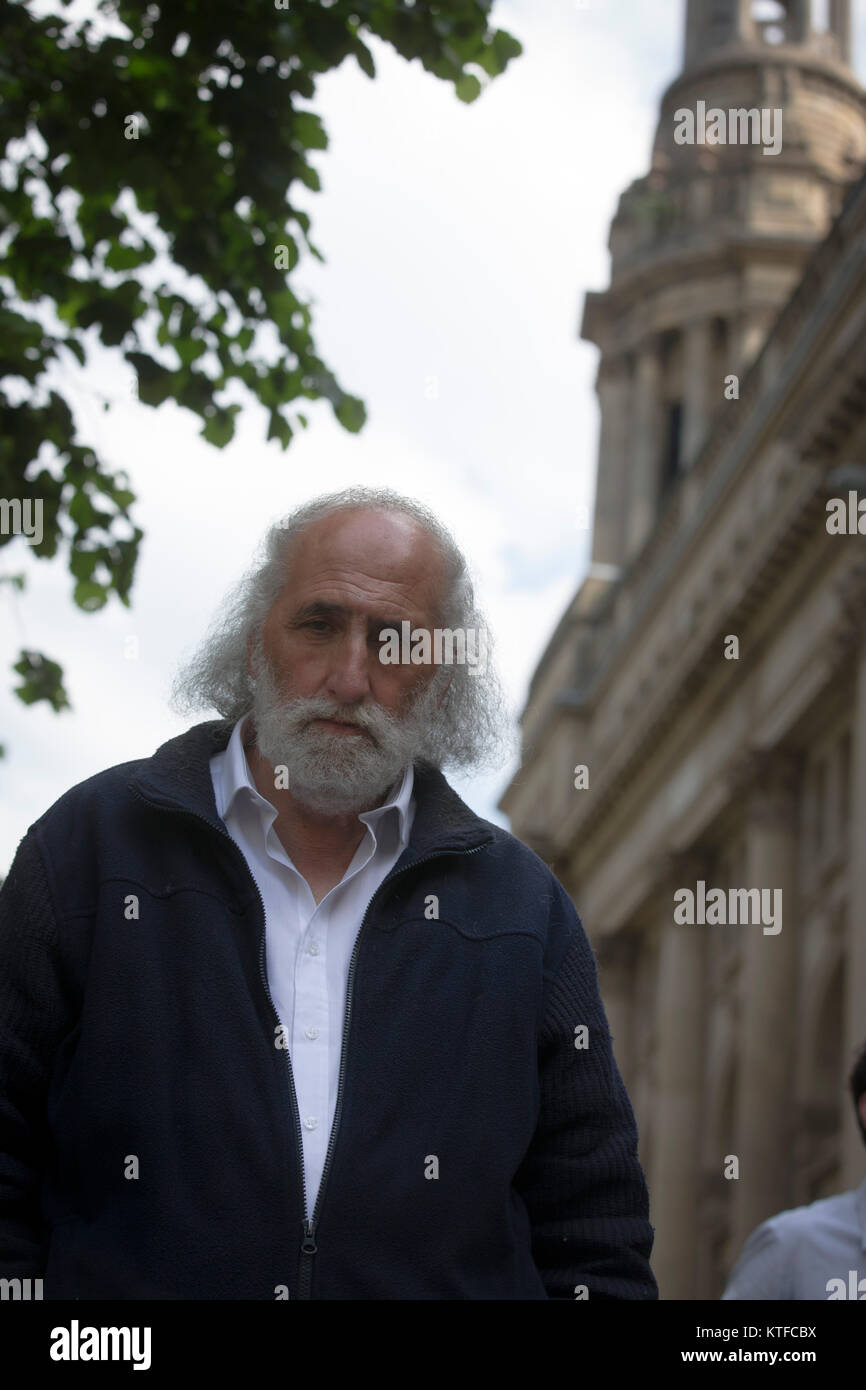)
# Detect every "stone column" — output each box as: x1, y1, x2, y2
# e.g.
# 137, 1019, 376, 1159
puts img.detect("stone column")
648, 852, 708, 1299
683, 0, 702, 68
591, 358, 632, 569
681, 318, 715, 468
737, 0, 756, 43
786, 0, 810, 43
685, 0, 753, 59
831, 0, 853, 67
626, 339, 664, 561
730, 750, 801, 1252
730, 312, 770, 377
